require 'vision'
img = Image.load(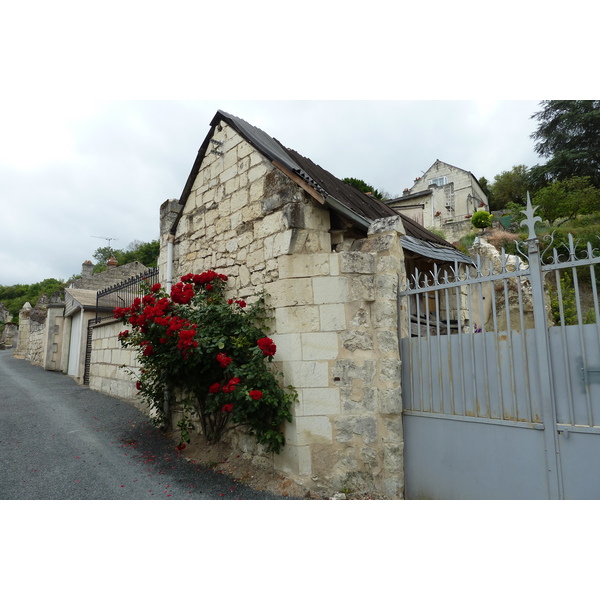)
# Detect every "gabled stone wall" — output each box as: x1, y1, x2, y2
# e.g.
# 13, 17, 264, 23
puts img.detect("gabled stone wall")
160, 121, 407, 498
